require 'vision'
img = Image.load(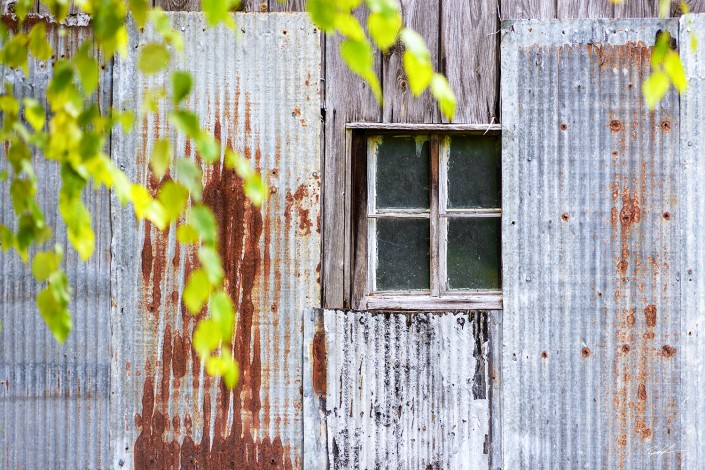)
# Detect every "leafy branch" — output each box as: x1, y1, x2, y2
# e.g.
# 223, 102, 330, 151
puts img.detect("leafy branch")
0, 0, 455, 389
